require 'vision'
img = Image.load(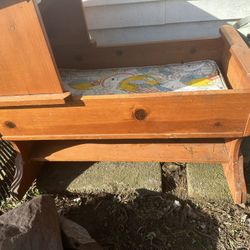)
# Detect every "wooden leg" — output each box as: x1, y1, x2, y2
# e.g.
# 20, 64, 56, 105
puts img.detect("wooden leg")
11, 141, 42, 199
223, 139, 247, 204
